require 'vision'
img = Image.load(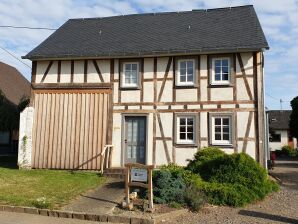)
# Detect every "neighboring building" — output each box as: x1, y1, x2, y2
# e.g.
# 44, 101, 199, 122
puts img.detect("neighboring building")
20, 5, 268, 170
0, 61, 30, 154
268, 110, 297, 150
